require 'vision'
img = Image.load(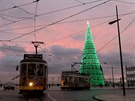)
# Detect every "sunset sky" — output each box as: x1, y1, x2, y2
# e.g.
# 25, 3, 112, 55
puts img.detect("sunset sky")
0, 0, 135, 83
